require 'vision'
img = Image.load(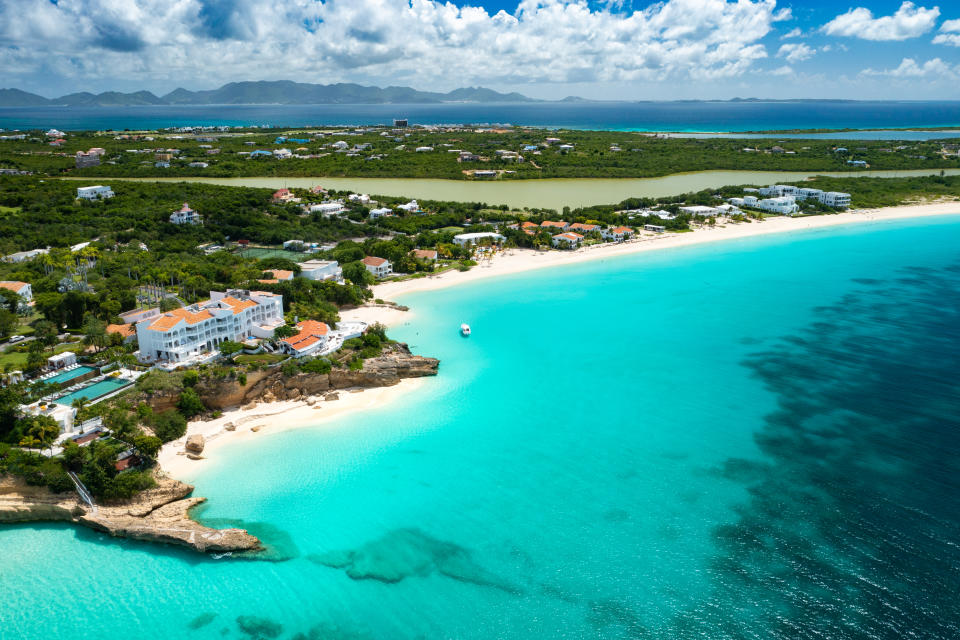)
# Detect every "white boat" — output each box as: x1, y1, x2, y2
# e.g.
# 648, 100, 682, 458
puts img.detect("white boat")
460, 323, 471, 336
